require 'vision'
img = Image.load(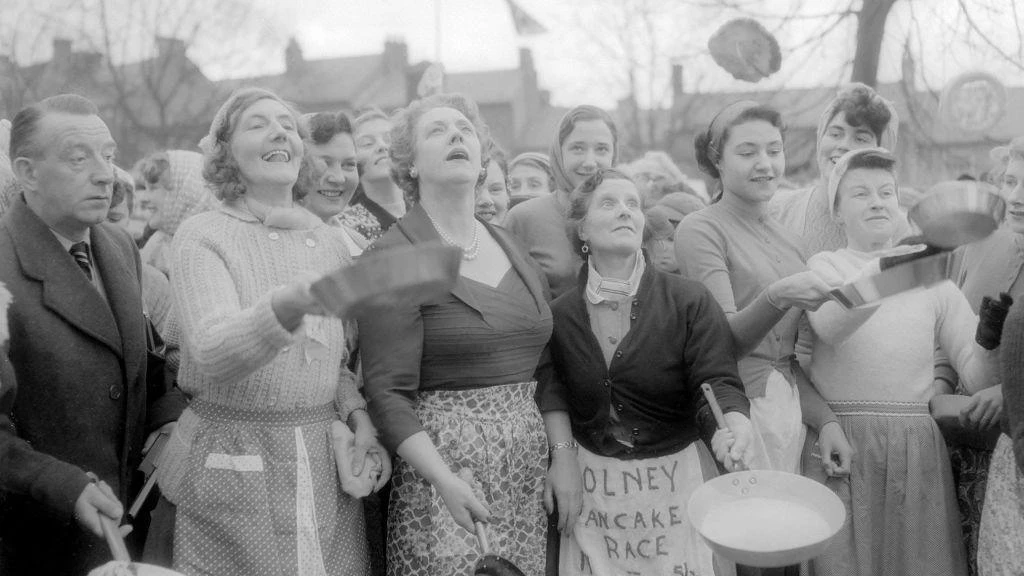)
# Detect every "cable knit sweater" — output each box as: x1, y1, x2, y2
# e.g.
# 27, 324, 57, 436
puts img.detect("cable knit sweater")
168, 201, 365, 415
159, 201, 366, 502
